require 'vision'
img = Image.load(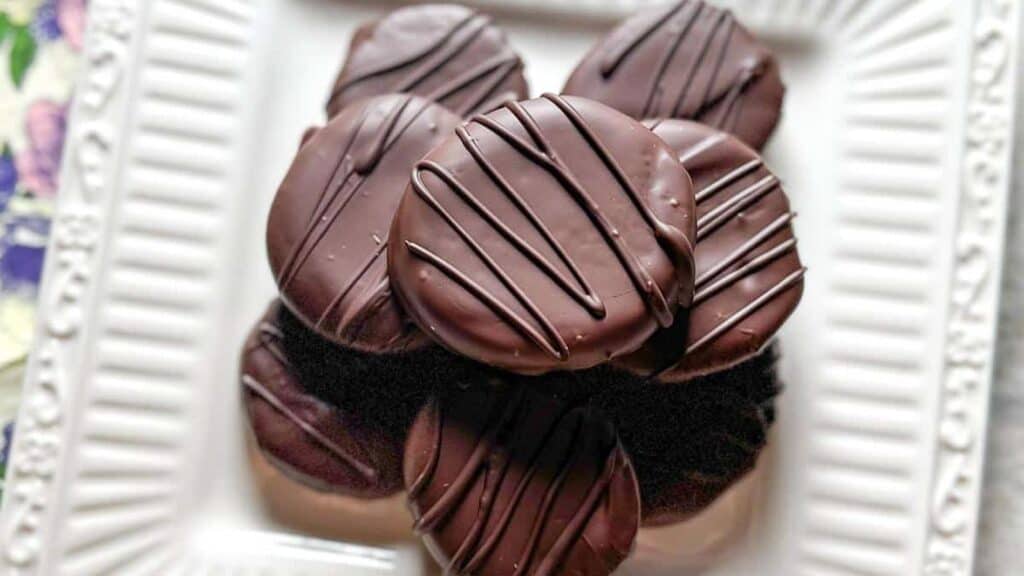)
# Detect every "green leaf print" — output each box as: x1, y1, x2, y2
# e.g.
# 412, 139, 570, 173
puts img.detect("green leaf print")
10, 25, 37, 88
0, 14, 11, 47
